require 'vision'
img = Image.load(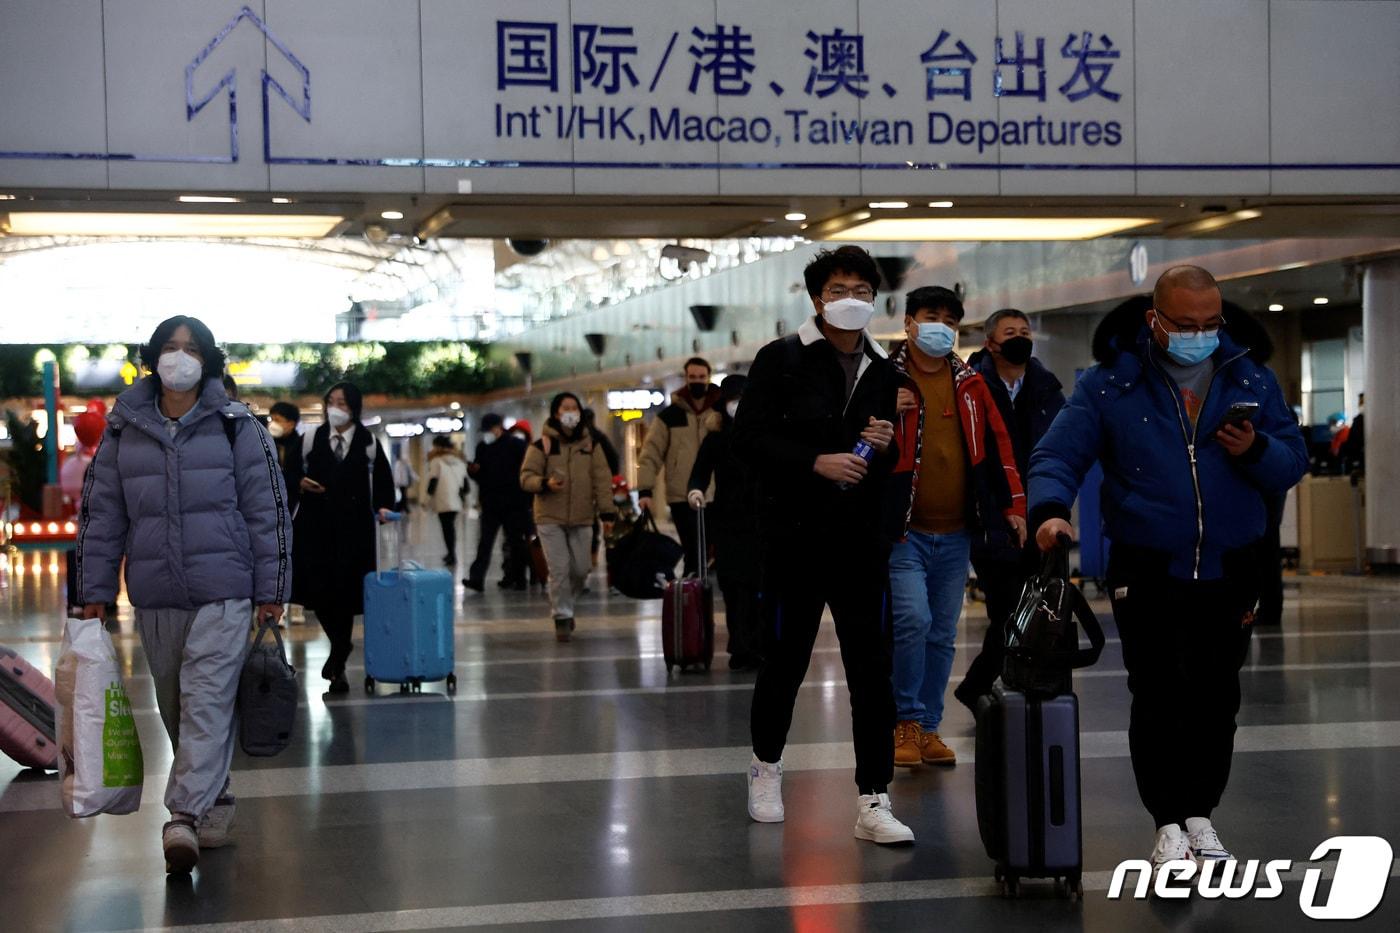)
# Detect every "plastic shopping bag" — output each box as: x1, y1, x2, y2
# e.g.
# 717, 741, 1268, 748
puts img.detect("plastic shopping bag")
54, 617, 143, 817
